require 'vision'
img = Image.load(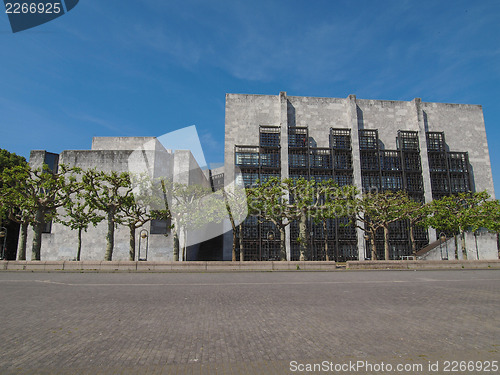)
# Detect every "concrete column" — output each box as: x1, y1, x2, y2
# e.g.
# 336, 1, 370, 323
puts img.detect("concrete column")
412, 98, 437, 242
346, 95, 366, 260
279, 92, 291, 260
